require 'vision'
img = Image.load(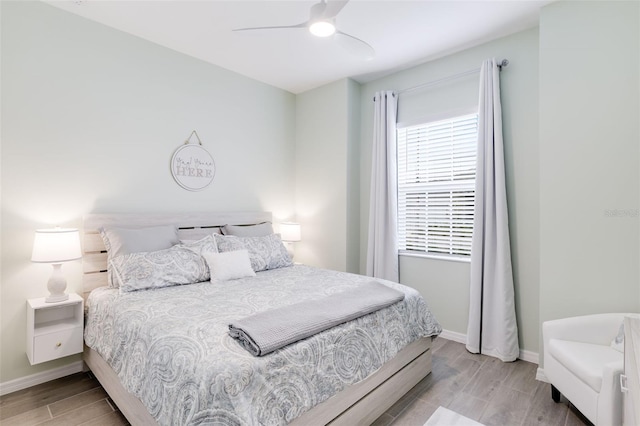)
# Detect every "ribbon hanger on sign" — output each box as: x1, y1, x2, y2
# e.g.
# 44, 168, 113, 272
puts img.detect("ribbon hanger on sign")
185, 130, 203, 146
